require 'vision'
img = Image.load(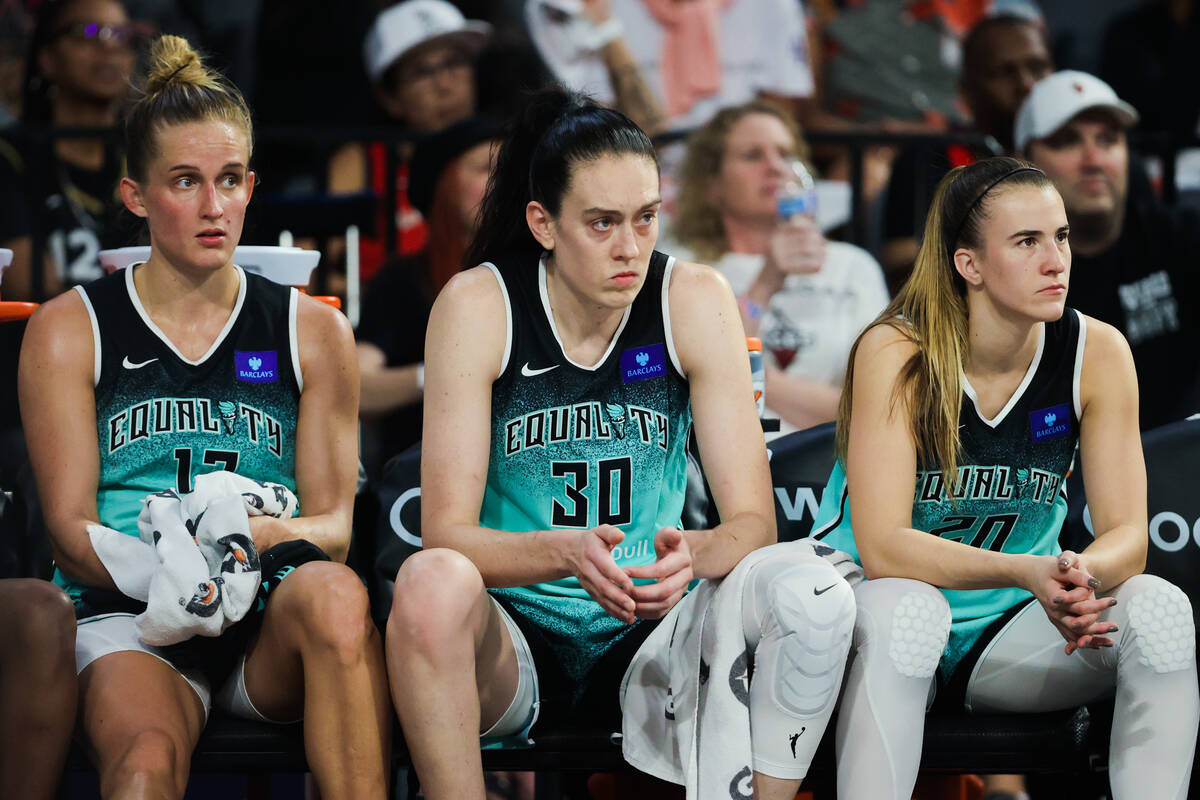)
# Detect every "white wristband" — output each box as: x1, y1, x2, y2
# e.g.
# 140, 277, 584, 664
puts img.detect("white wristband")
415, 362, 425, 394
